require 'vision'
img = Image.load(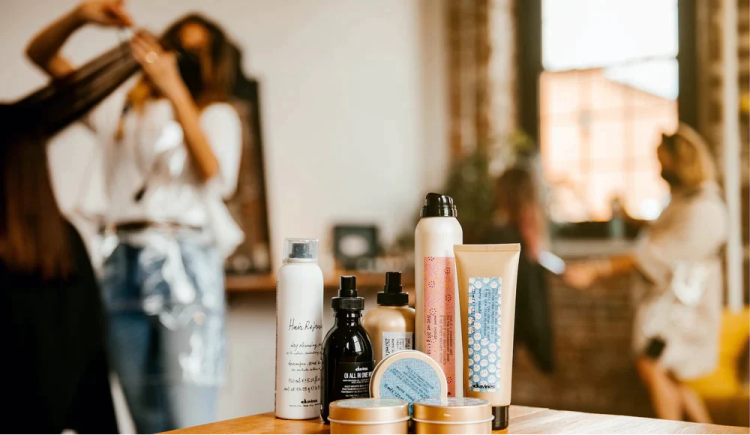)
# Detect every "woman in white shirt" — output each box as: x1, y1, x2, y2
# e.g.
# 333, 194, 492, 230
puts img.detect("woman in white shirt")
26, 2, 243, 432
564, 124, 728, 423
